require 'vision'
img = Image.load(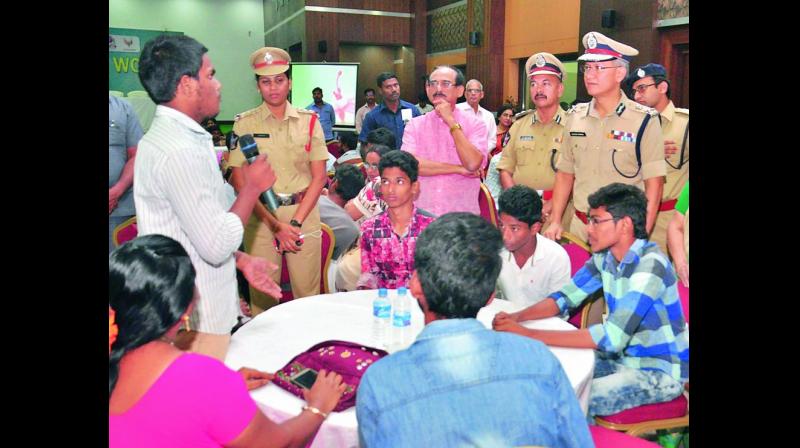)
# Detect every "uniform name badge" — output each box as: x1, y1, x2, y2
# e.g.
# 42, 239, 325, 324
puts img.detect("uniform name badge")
519, 135, 535, 141
401, 108, 413, 123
